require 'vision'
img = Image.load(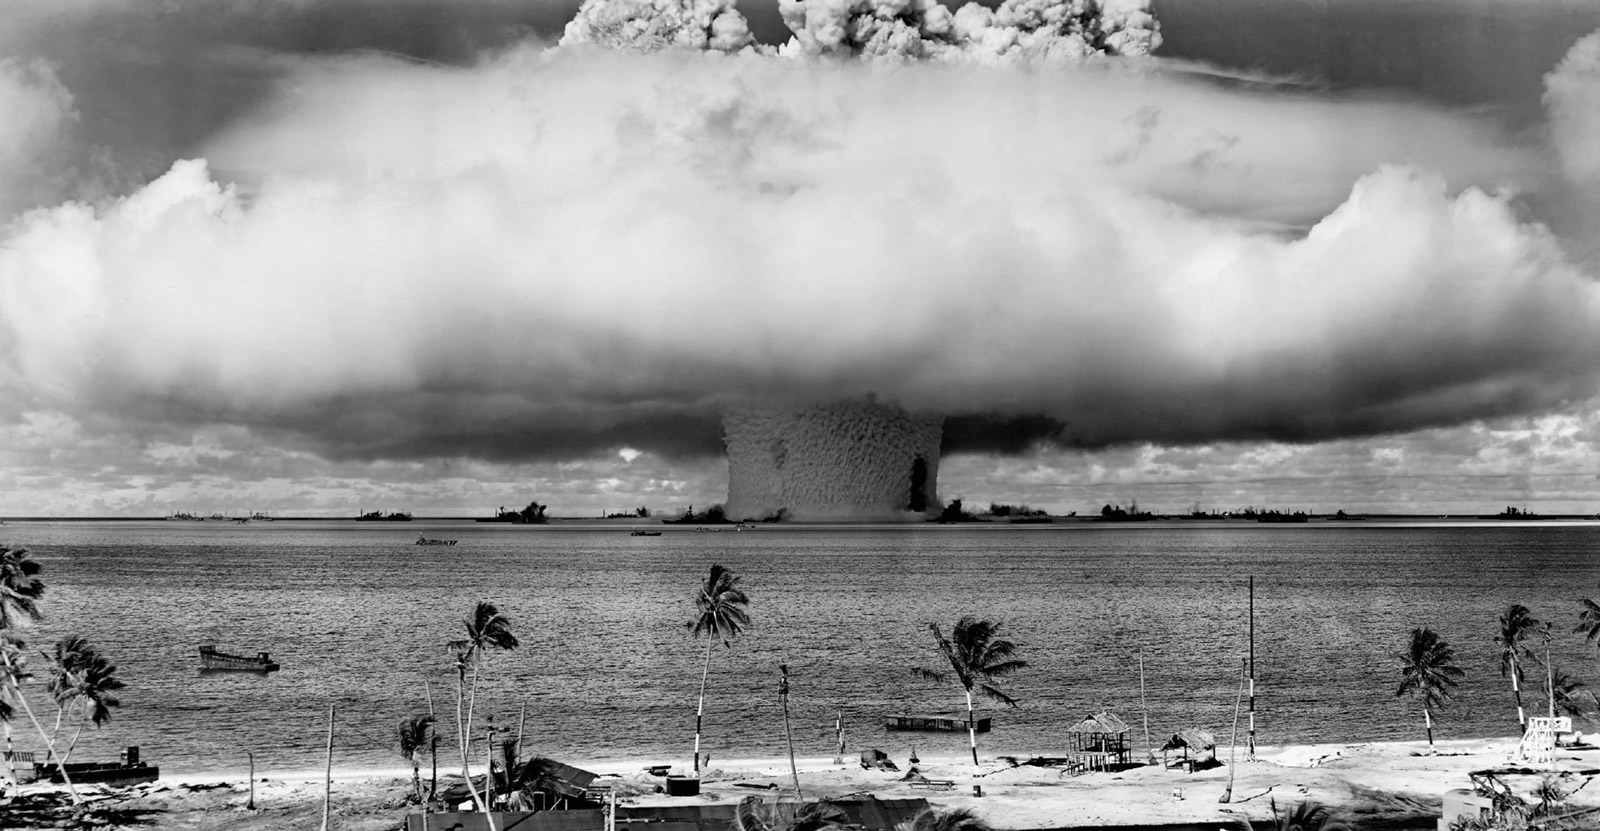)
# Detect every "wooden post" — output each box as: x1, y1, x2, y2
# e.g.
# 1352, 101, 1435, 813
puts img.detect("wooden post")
1248, 575, 1256, 761
834, 710, 844, 765
247, 751, 255, 810
1219, 659, 1245, 804
321, 704, 334, 831
425, 678, 437, 805
515, 703, 527, 769
780, 665, 802, 800
1545, 625, 1555, 720
1138, 645, 1153, 763
484, 726, 495, 814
